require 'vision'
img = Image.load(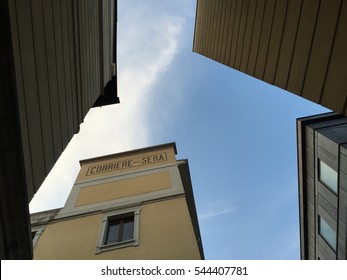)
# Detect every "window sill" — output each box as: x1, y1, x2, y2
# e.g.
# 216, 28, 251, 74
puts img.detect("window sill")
96, 239, 138, 254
